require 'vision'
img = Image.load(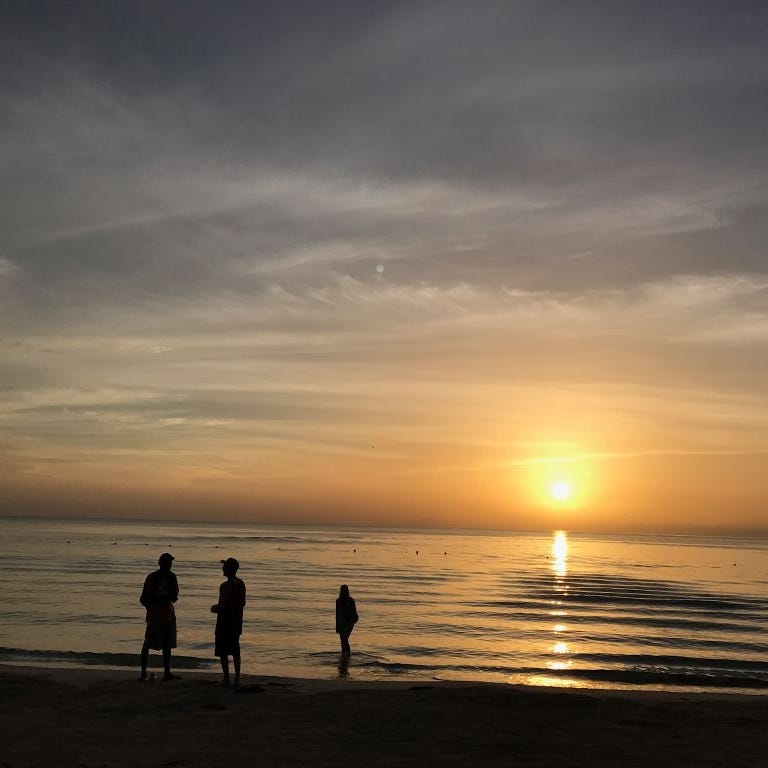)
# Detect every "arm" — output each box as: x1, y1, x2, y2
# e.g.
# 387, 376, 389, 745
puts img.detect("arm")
140, 574, 153, 607
211, 583, 225, 613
